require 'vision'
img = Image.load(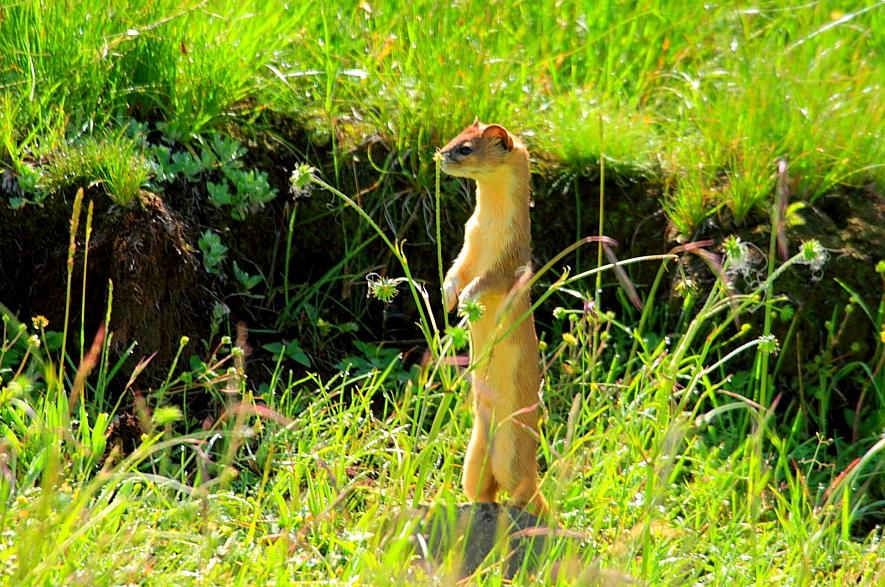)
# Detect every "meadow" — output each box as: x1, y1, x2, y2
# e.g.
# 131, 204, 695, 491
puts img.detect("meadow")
1, 0, 884, 584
